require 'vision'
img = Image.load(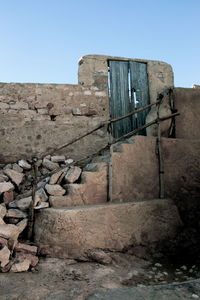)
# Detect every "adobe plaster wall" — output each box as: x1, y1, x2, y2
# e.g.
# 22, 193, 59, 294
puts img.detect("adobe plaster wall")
0, 55, 174, 162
